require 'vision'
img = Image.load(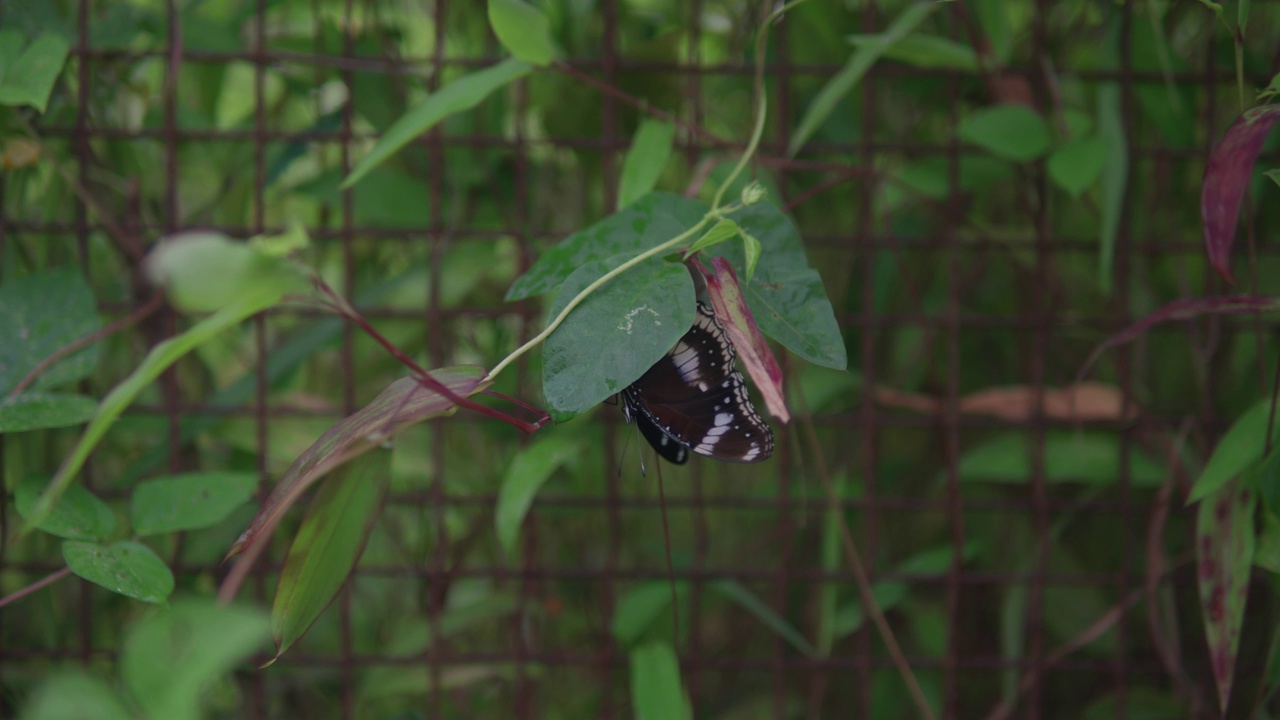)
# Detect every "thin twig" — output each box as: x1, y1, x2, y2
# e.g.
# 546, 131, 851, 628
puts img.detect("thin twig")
655, 460, 681, 645
8, 293, 165, 398
0, 567, 72, 609
798, 398, 937, 720
553, 63, 733, 149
